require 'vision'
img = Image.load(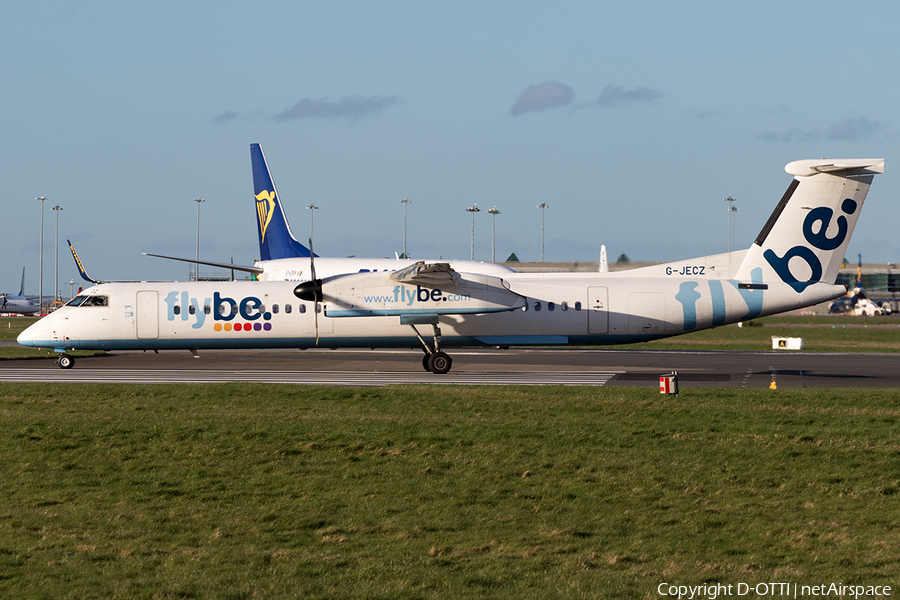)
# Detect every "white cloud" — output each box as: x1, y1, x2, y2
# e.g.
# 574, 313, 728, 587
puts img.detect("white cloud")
274, 95, 401, 122
593, 84, 662, 107
509, 81, 575, 116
